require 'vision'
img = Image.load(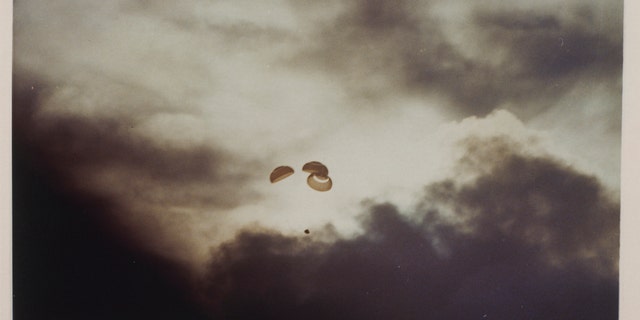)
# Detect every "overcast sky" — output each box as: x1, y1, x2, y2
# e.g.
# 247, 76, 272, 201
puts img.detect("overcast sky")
13, 0, 623, 318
